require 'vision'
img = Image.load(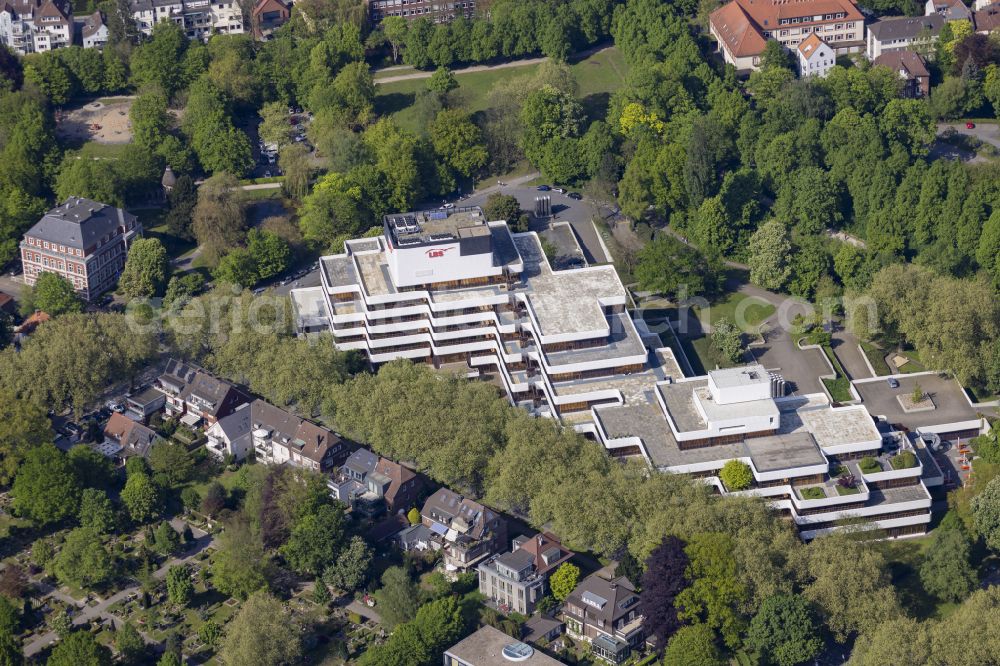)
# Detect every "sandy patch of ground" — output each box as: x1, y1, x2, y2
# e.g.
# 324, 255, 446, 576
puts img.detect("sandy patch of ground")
55, 97, 134, 144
